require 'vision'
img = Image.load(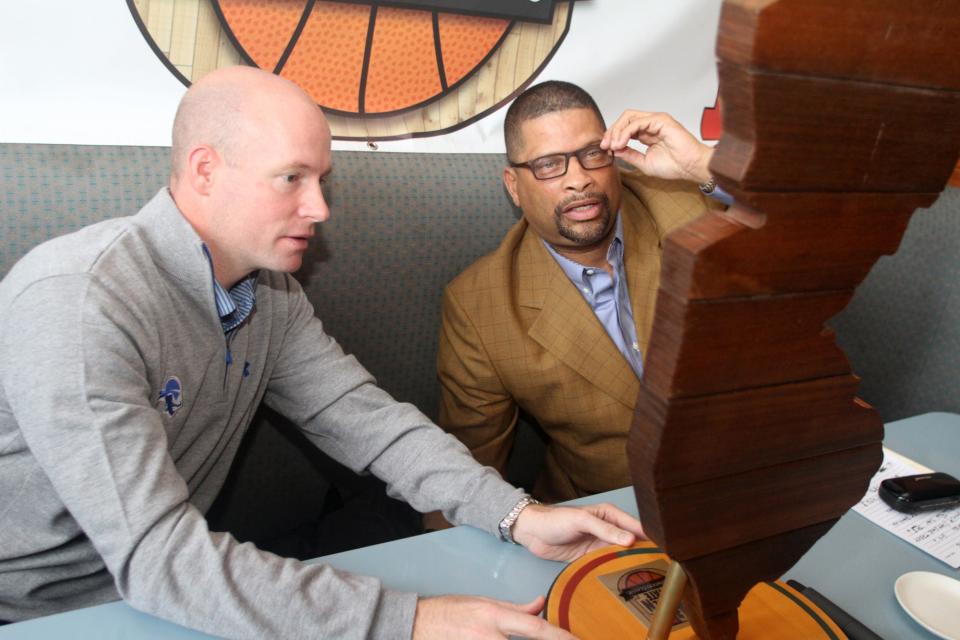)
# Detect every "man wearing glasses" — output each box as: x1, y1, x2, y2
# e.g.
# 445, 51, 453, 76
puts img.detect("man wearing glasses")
436, 81, 728, 505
